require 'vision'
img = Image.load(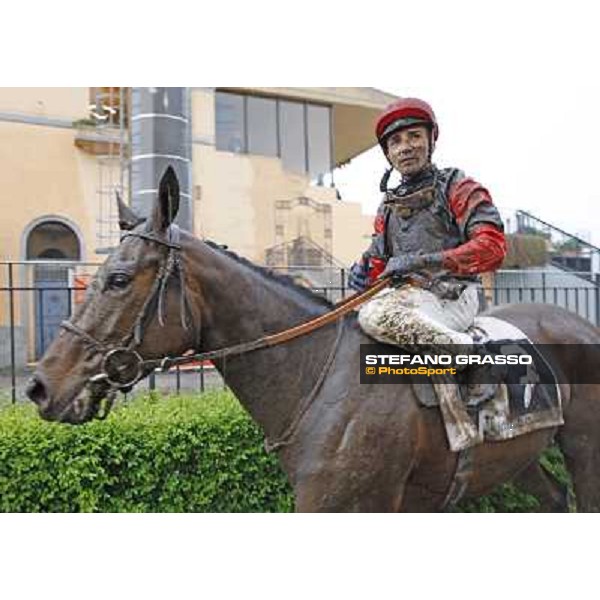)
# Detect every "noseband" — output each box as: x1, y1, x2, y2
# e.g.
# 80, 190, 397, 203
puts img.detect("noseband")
60, 224, 197, 415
